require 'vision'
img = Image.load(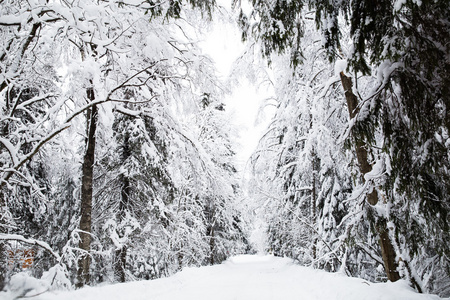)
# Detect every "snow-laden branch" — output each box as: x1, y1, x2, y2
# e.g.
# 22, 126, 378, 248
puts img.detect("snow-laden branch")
65, 64, 164, 124
286, 206, 351, 276
0, 61, 168, 188
0, 138, 19, 166
0, 233, 61, 262
0, 124, 70, 187
13, 93, 56, 115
